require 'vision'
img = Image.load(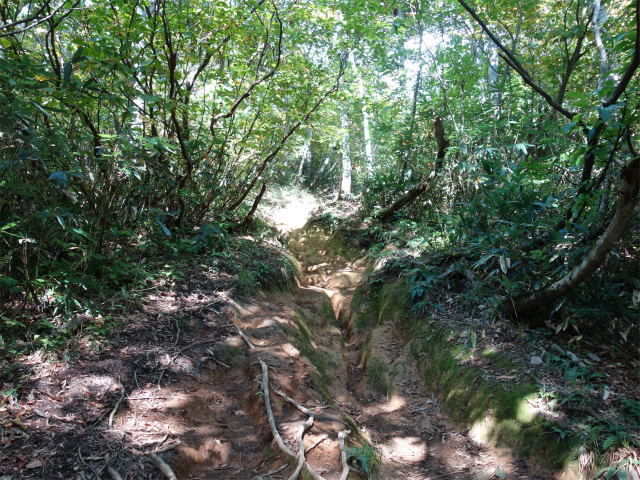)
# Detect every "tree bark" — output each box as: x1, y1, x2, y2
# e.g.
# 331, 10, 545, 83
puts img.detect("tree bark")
242, 181, 266, 227
375, 182, 428, 222
350, 53, 375, 177
433, 116, 449, 171
510, 157, 639, 324
340, 106, 351, 196
310, 147, 334, 189
297, 129, 312, 184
